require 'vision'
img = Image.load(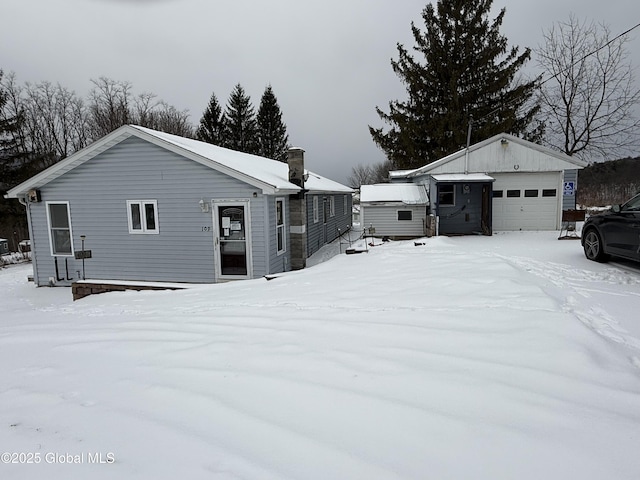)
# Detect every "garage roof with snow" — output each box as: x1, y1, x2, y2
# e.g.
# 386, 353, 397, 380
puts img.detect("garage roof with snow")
360, 184, 429, 205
